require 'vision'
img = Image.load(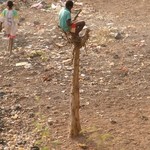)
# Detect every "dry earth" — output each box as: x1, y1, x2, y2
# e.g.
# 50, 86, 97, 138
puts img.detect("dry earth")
0, 0, 150, 150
